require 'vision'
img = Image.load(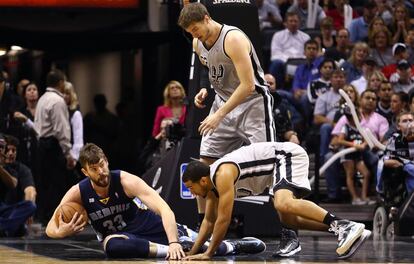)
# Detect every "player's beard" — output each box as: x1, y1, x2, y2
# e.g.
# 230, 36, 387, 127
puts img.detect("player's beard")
94, 172, 110, 187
